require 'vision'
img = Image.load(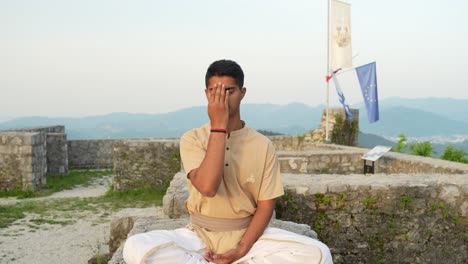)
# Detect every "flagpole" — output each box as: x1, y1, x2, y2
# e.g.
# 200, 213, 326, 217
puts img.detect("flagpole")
325, 0, 330, 143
